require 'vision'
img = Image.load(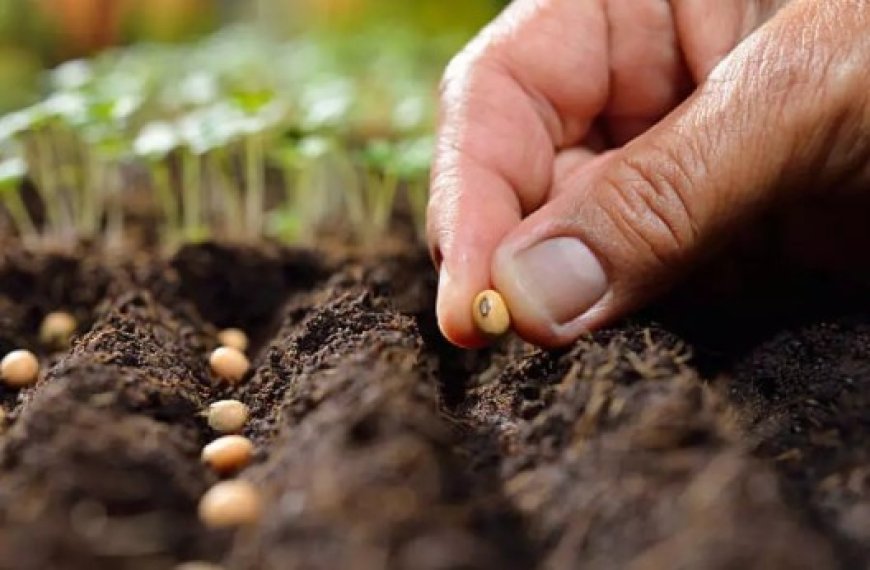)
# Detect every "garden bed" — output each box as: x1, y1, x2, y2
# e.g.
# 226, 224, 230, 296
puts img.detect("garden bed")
0, 240, 869, 569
